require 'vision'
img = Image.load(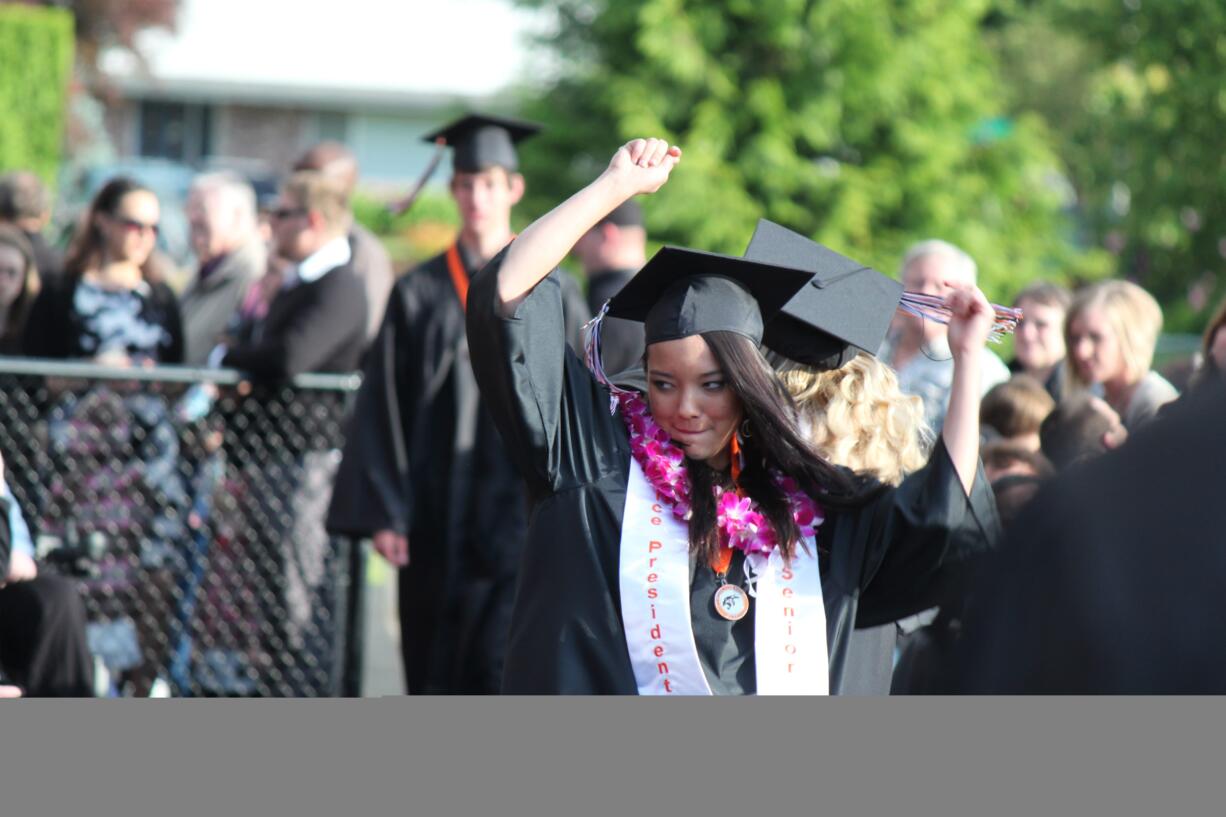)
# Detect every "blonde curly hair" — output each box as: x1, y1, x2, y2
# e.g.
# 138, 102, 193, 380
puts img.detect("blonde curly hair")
778, 353, 931, 486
